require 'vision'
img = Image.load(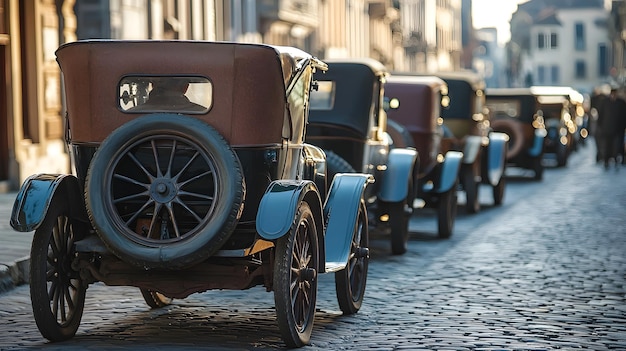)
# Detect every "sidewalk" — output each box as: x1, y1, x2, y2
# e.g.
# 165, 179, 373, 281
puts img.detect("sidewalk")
0, 191, 32, 293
